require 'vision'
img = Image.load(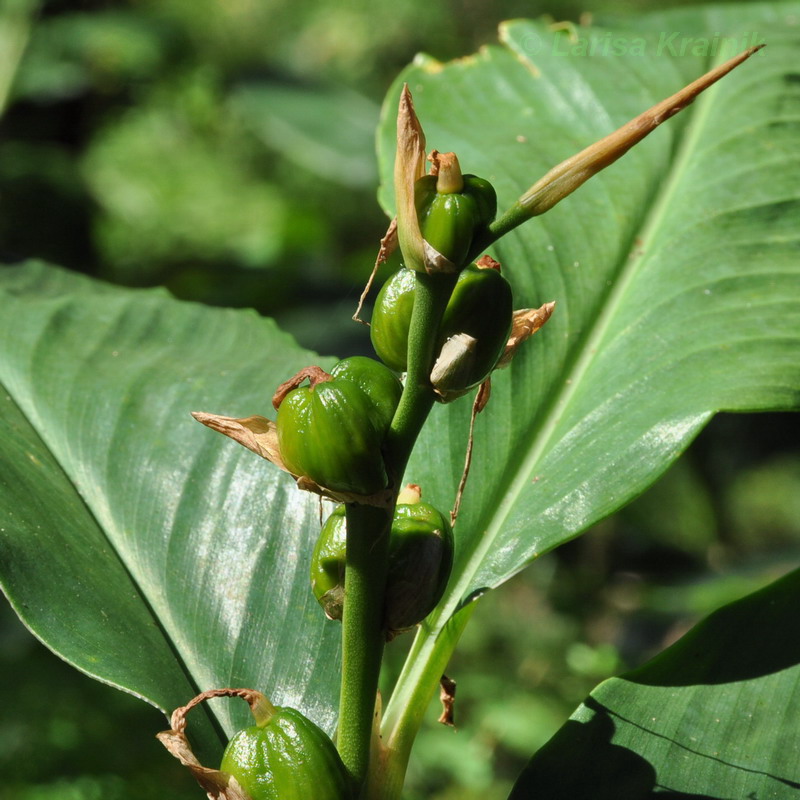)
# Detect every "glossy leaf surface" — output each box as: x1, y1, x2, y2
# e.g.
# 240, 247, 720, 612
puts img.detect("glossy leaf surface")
0, 3, 799, 781
377, 5, 800, 602
0, 263, 340, 758
509, 568, 800, 798
374, 1, 800, 754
